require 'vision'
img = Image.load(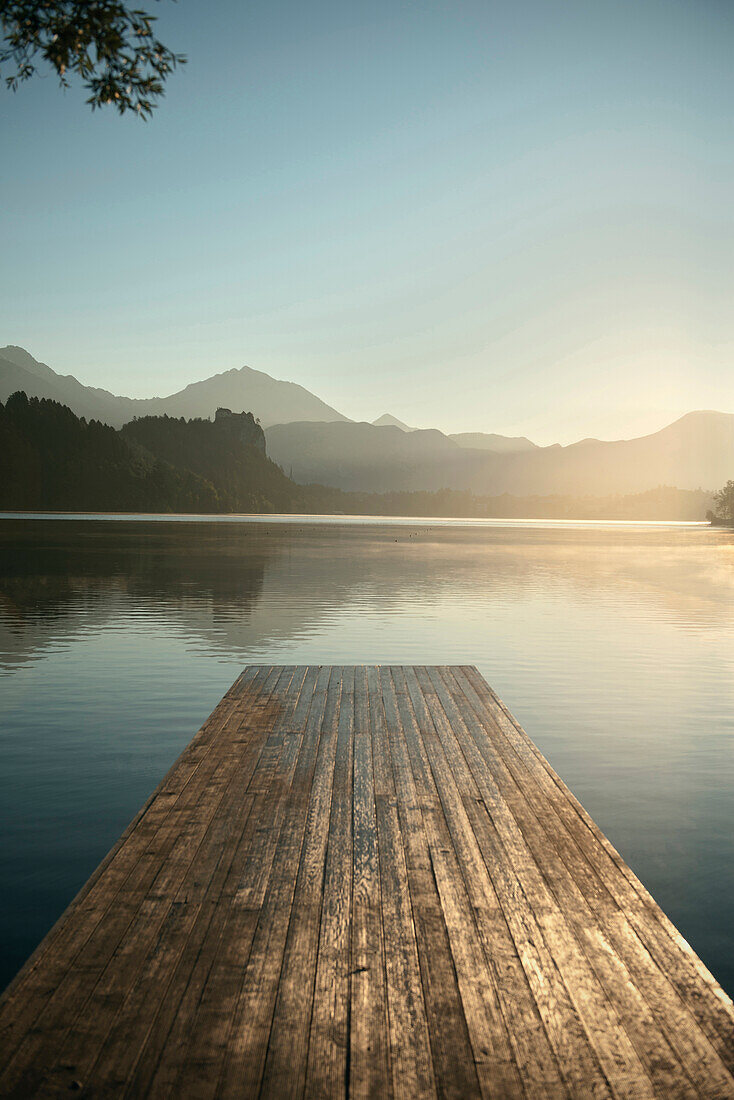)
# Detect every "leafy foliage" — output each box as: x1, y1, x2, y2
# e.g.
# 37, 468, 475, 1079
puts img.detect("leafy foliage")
122, 413, 299, 512
0, 391, 220, 511
0, 0, 184, 116
712, 480, 734, 525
